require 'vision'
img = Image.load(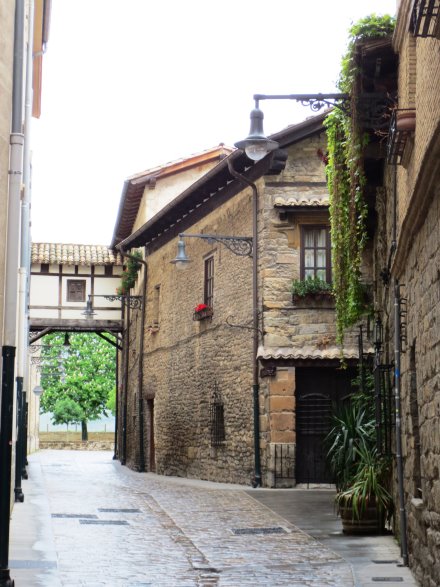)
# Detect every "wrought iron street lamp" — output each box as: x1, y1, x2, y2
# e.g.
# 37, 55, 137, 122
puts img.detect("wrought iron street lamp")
235, 93, 350, 160
81, 294, 143, 318
171, 233, 253, 267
